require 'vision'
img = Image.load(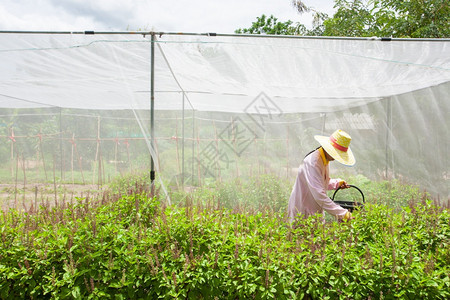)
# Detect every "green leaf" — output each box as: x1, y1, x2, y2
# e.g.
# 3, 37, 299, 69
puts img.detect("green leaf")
114, 294, 125, 300
71, 286, 81, 299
